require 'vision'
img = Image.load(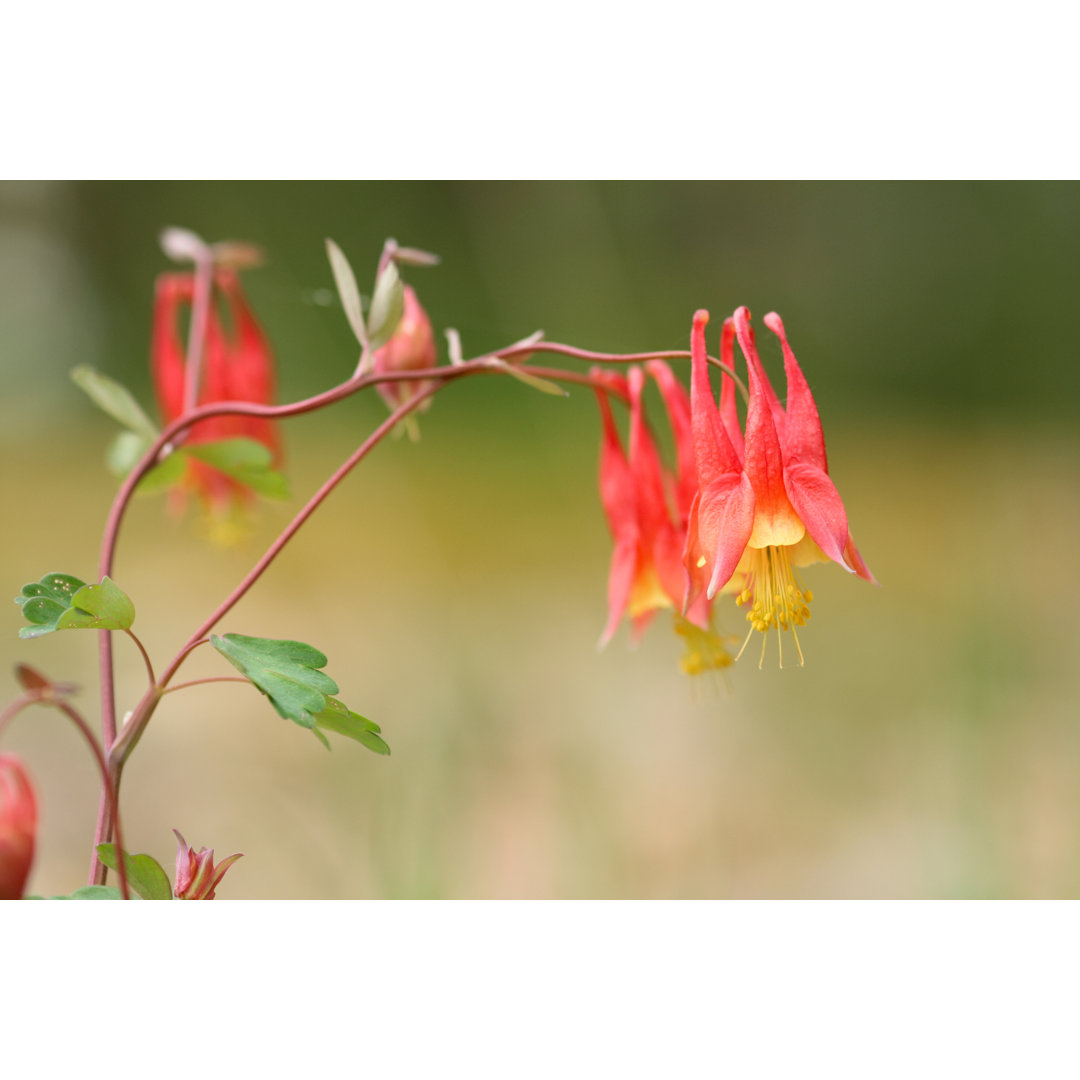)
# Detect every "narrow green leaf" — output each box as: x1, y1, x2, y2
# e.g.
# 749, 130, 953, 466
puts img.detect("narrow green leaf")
367, 261, 405, 350
326, 239, 367, 346
313, 697, 388, 754
96, 844, 173, 900
186, 438, 289, 500
211, 633, 339, 729
71, 366, 159, 442
486, 359, 568, 397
